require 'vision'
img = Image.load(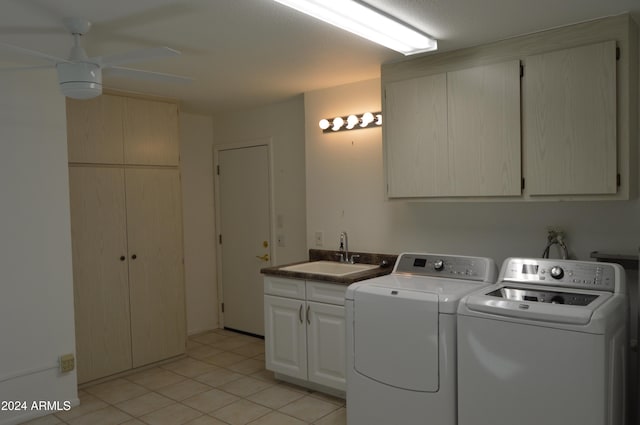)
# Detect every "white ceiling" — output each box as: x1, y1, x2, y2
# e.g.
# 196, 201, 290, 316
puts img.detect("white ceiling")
1, 0, 638, 114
